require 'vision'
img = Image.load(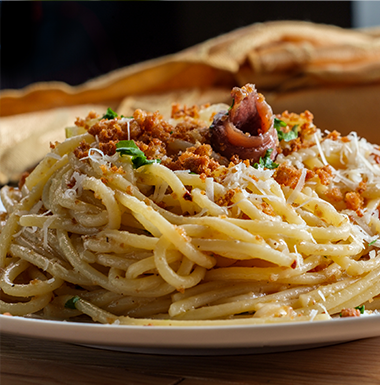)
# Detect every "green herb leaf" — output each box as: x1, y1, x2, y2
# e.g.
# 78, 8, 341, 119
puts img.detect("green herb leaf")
253, 149, 279, 170
102, 107, 119, 120
65, 296, 80, 309
274, 117, 287, 130
355, 305, 365, 314
369, 239, 377, 246
278, 125, 299, 142
116, 140, 160, 169
225, 98, 235, 115
274, 118, 299, 142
